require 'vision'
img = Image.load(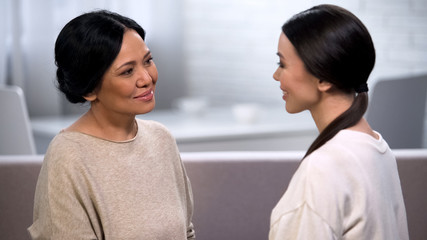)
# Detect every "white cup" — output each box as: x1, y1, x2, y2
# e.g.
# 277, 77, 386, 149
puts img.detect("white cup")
232, 103, 261, 124
174, 97, 208, 117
